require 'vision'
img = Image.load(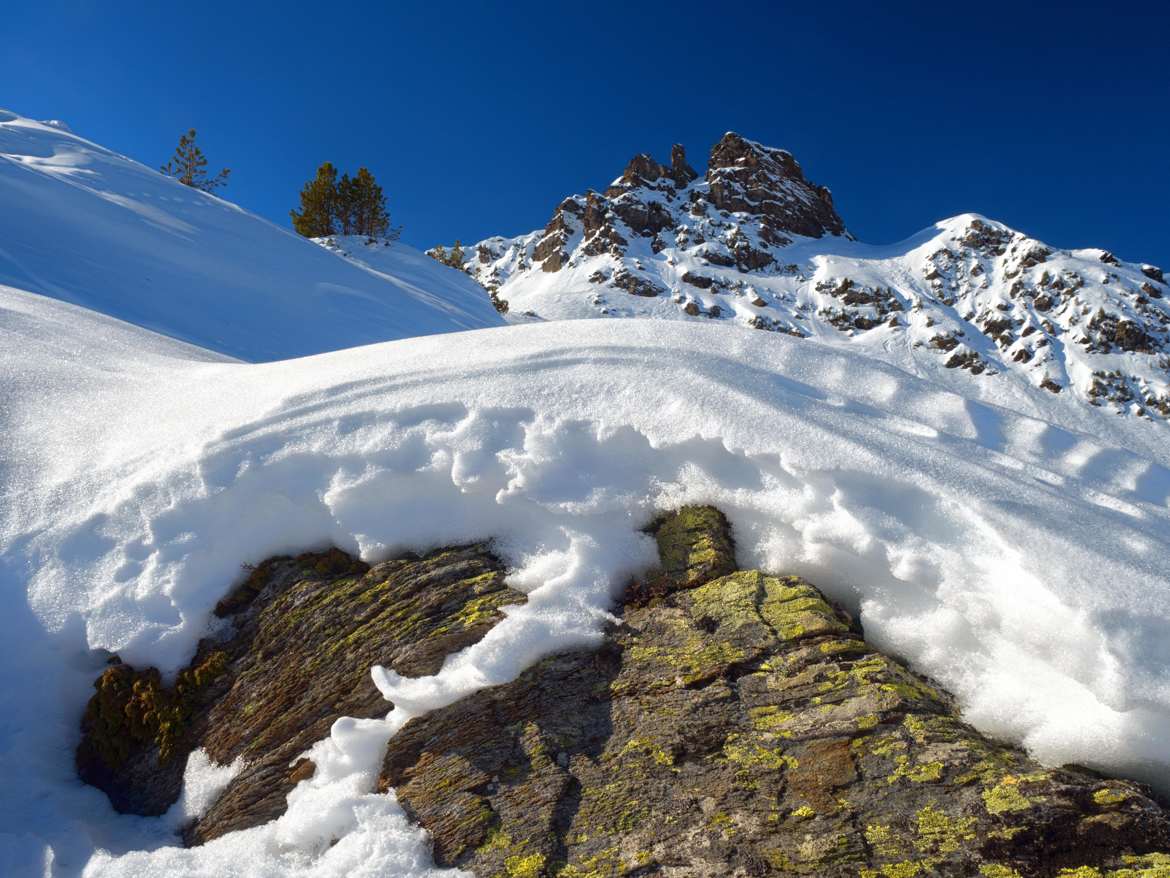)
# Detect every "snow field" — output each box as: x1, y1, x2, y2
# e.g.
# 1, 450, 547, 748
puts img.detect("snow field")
5, 289, 1170, 874
0, 111, 503, 362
